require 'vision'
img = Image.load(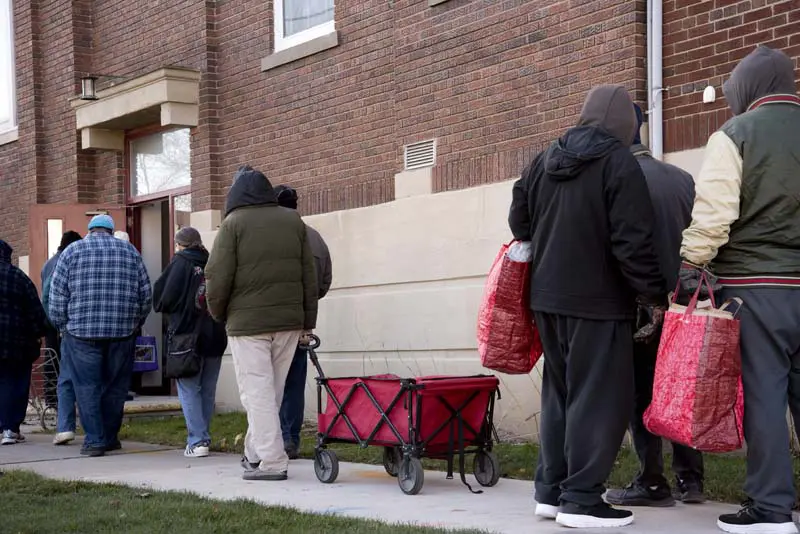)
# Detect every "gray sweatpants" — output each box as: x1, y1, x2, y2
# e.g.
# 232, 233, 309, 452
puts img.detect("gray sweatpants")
533, 312, 634, 507
720, 287, 800, 516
